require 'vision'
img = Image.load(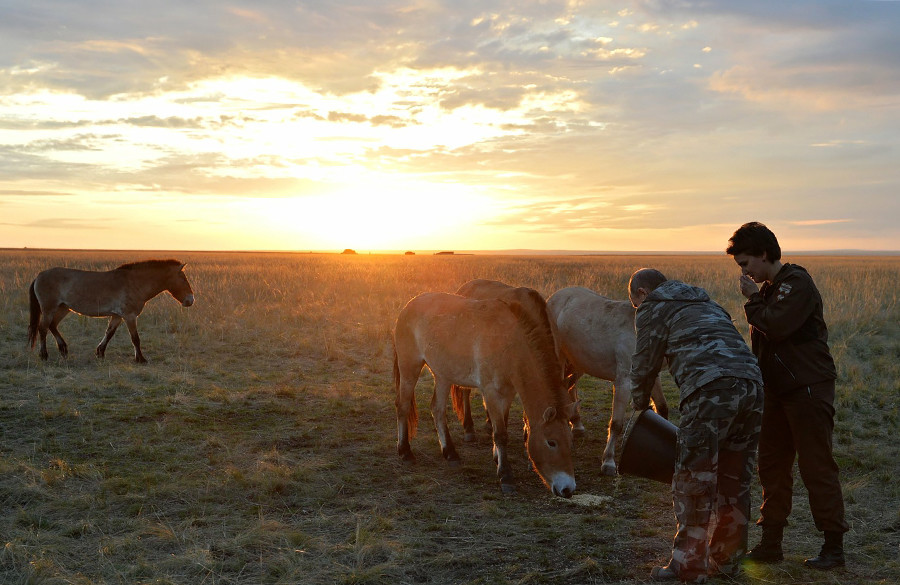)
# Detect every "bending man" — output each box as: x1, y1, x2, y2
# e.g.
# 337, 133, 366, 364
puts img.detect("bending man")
628, 268, 763, 583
